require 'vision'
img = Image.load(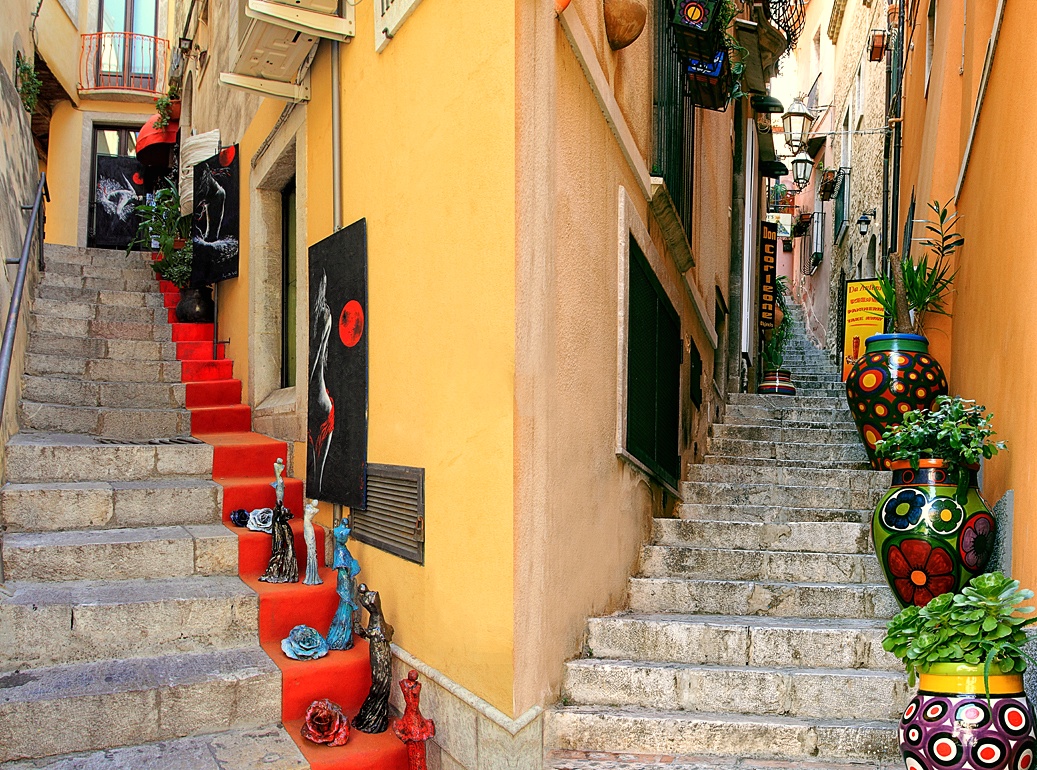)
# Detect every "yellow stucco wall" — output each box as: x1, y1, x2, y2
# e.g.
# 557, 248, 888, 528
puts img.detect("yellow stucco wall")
36, 0, 81, 104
